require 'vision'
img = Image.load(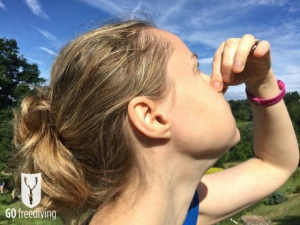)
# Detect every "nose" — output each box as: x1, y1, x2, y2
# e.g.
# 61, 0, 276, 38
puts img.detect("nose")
201, 72, 224, 95
201, 72, 211, 84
